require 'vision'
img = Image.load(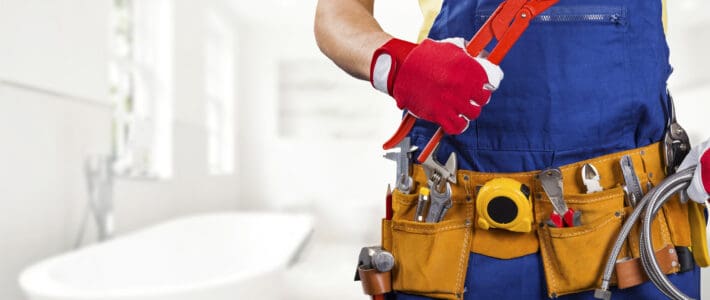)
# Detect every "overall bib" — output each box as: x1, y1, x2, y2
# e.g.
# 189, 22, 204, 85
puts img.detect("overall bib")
395, 0, 702, 299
